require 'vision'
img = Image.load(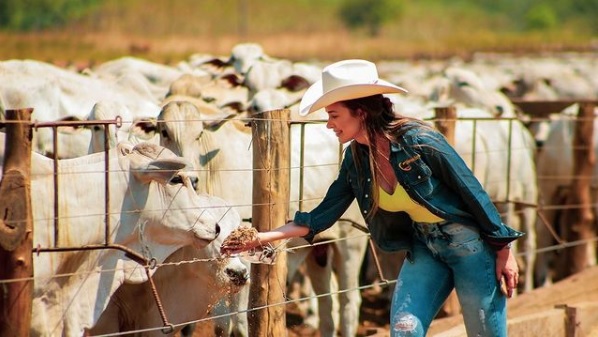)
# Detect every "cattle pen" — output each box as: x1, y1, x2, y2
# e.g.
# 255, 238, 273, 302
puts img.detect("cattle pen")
1, 98, 598, 337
